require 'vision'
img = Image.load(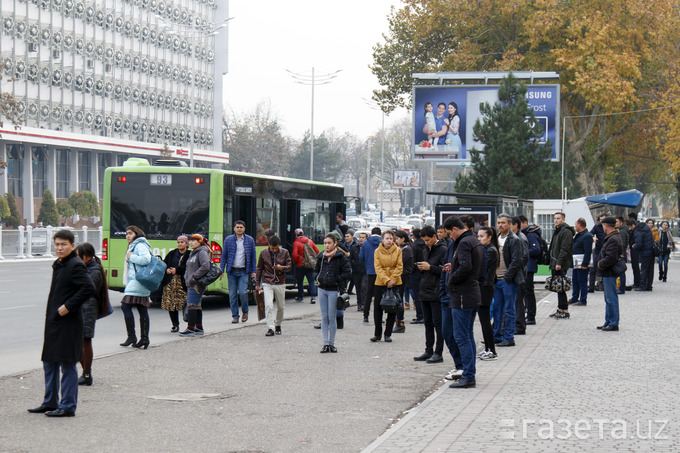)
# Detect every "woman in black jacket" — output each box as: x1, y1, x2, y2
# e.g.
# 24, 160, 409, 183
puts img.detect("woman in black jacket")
161, 235, 191, 332
75, 243, 110, 386
393, 230, 413, 333
313, 234, 351, 353
476, 227, 498, 360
